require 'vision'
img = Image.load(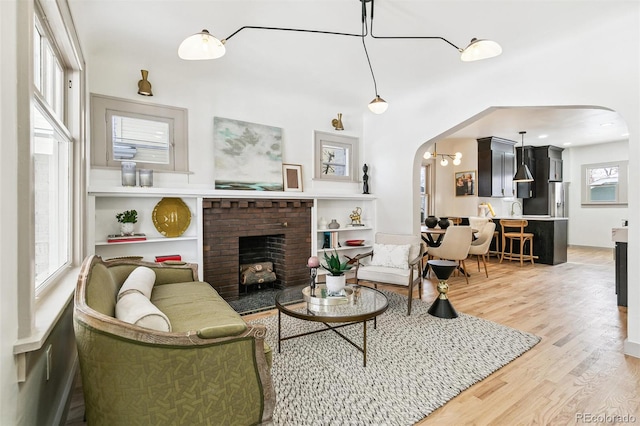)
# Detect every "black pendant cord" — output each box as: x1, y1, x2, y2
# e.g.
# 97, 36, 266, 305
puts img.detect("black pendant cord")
222, 25, 363, 43
361, 1, 380, 97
